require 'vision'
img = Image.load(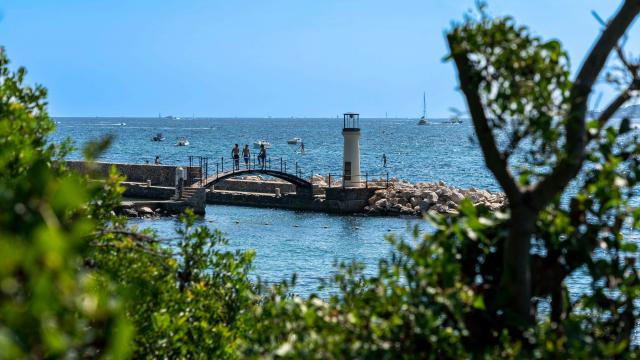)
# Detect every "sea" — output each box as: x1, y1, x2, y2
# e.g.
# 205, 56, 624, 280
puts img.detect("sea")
51, 116, 638, 311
